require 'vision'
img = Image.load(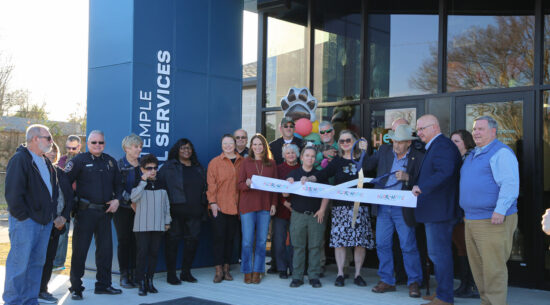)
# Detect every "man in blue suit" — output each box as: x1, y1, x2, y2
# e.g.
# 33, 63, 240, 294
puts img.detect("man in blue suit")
412, 114, 461, 305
